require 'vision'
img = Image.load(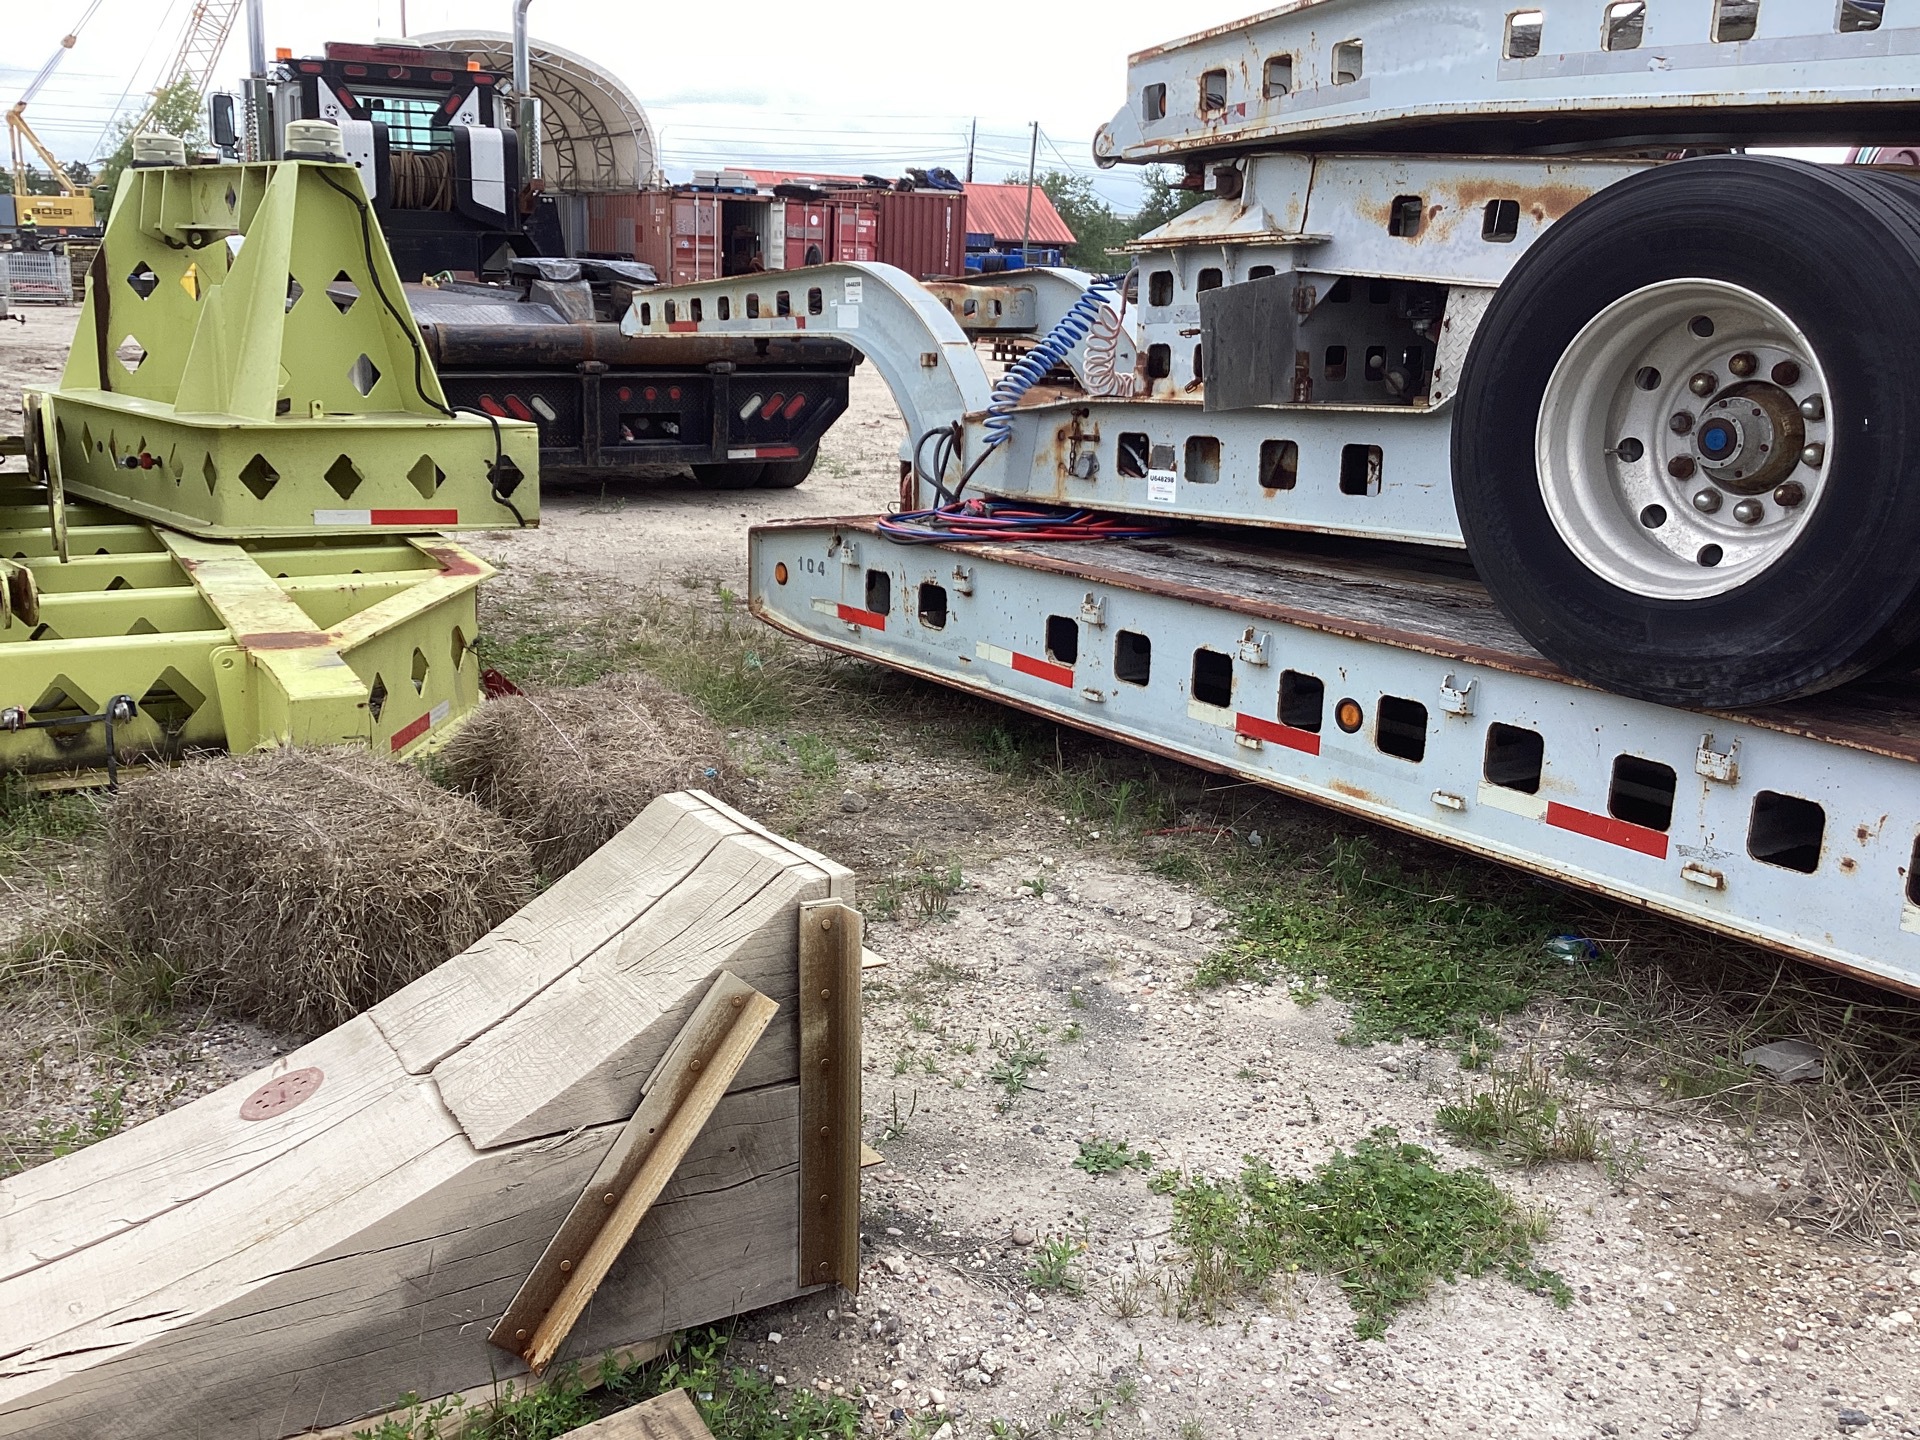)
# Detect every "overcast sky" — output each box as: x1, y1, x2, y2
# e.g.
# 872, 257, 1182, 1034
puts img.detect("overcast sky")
6, 0, 1264, 209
